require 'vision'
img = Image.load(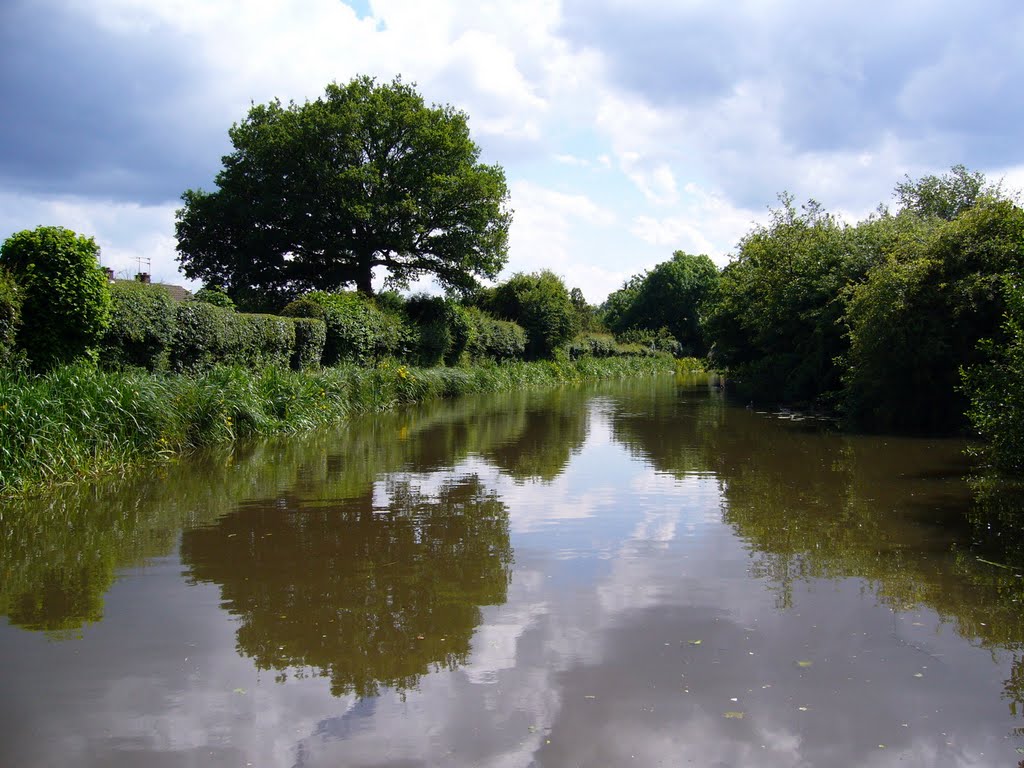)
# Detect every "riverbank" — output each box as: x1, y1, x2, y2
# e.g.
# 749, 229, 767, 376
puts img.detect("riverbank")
0, 356, 678, 496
